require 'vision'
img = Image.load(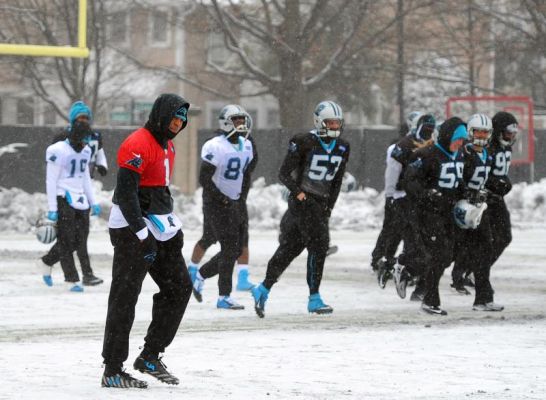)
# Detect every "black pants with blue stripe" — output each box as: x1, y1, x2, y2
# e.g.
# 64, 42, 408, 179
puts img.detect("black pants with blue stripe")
263, 195, 330, 295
